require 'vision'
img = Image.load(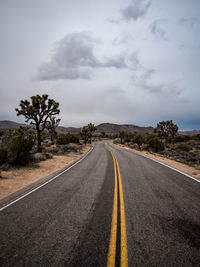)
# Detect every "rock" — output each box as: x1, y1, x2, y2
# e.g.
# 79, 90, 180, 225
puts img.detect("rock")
44, 146, 60, 154
43, 152, 53, 159
31, 153, 47, 162
0, 163, 9, 171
